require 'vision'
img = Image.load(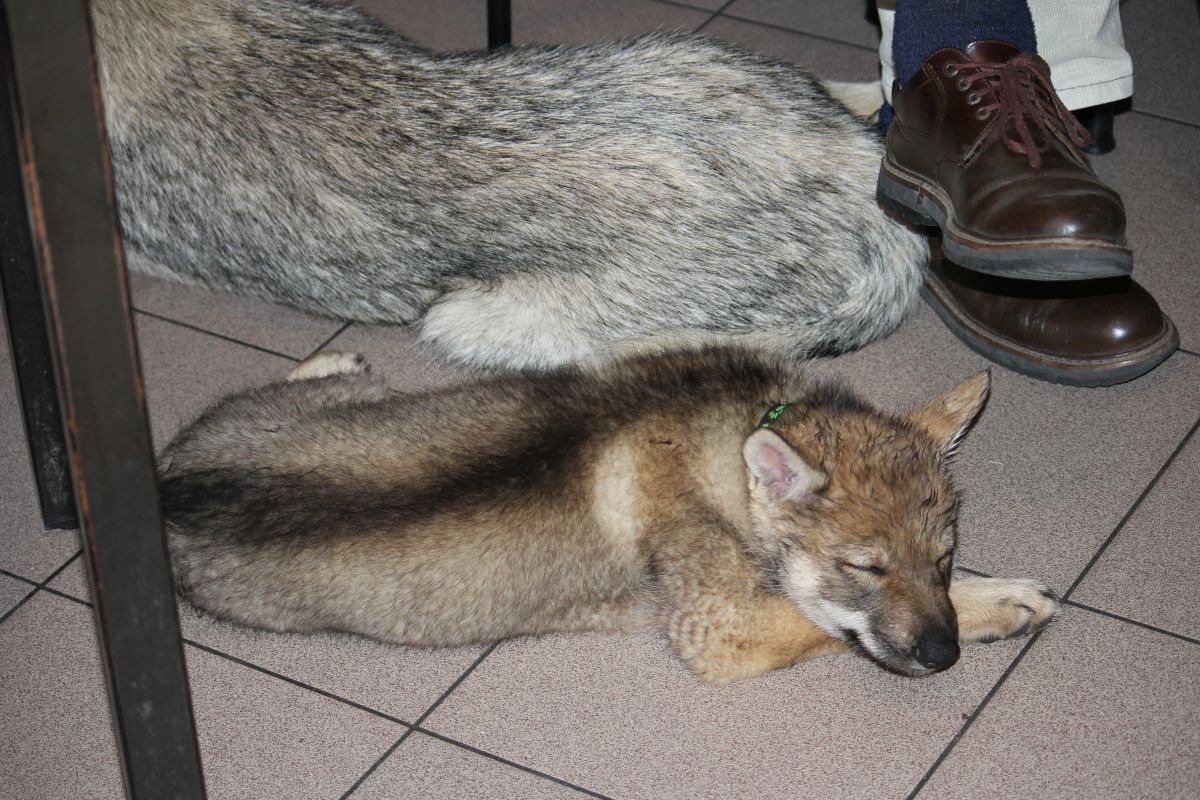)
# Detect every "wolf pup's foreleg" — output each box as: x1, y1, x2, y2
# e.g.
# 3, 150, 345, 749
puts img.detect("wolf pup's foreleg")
949, 574, 1060, 645
654, 514, 845, 685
